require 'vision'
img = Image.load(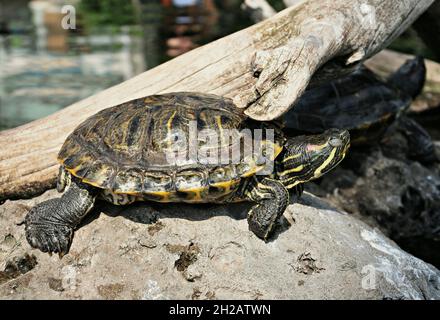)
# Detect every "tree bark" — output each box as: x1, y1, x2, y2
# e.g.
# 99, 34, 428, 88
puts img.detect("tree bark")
0, 0, 433, 201
242, 2, 440, 112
